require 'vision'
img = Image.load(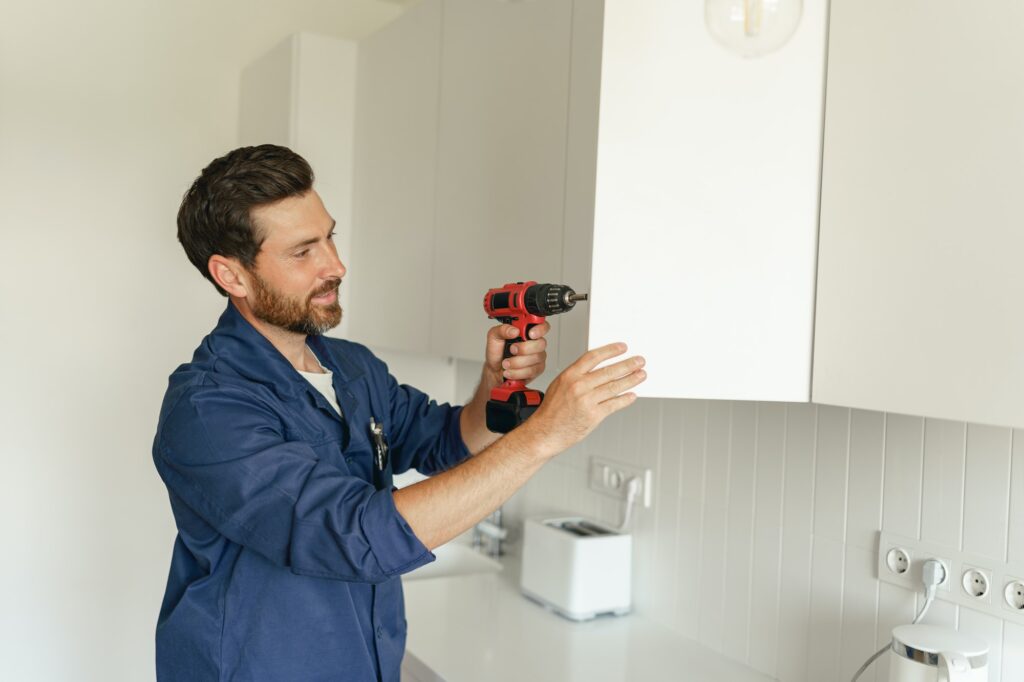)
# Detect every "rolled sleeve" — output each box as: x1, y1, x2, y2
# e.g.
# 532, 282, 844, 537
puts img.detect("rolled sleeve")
155, 384, 431, 583
290, 467, 433, 580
